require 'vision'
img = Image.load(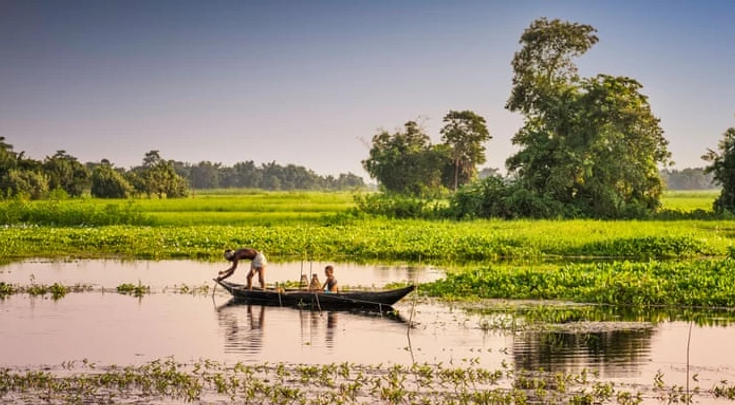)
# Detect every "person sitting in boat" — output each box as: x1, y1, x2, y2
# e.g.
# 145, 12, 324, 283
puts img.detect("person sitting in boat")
217, 248, 267, 290
308, 274, 321, 291
321, 265, 338, 293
